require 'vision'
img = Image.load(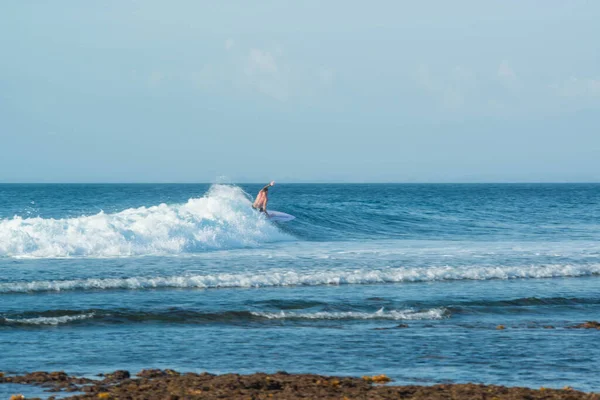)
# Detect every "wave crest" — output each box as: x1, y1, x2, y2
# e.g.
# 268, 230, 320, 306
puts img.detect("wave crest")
252, 307, 446, 320
2, 263, 600, 293
2, 313, 95, 326
0, 308, 444, 327
0, 185, 291, 258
